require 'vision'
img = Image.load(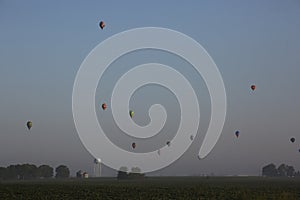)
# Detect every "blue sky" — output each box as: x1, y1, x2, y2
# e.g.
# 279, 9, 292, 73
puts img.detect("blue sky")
0, 0, 300, 176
